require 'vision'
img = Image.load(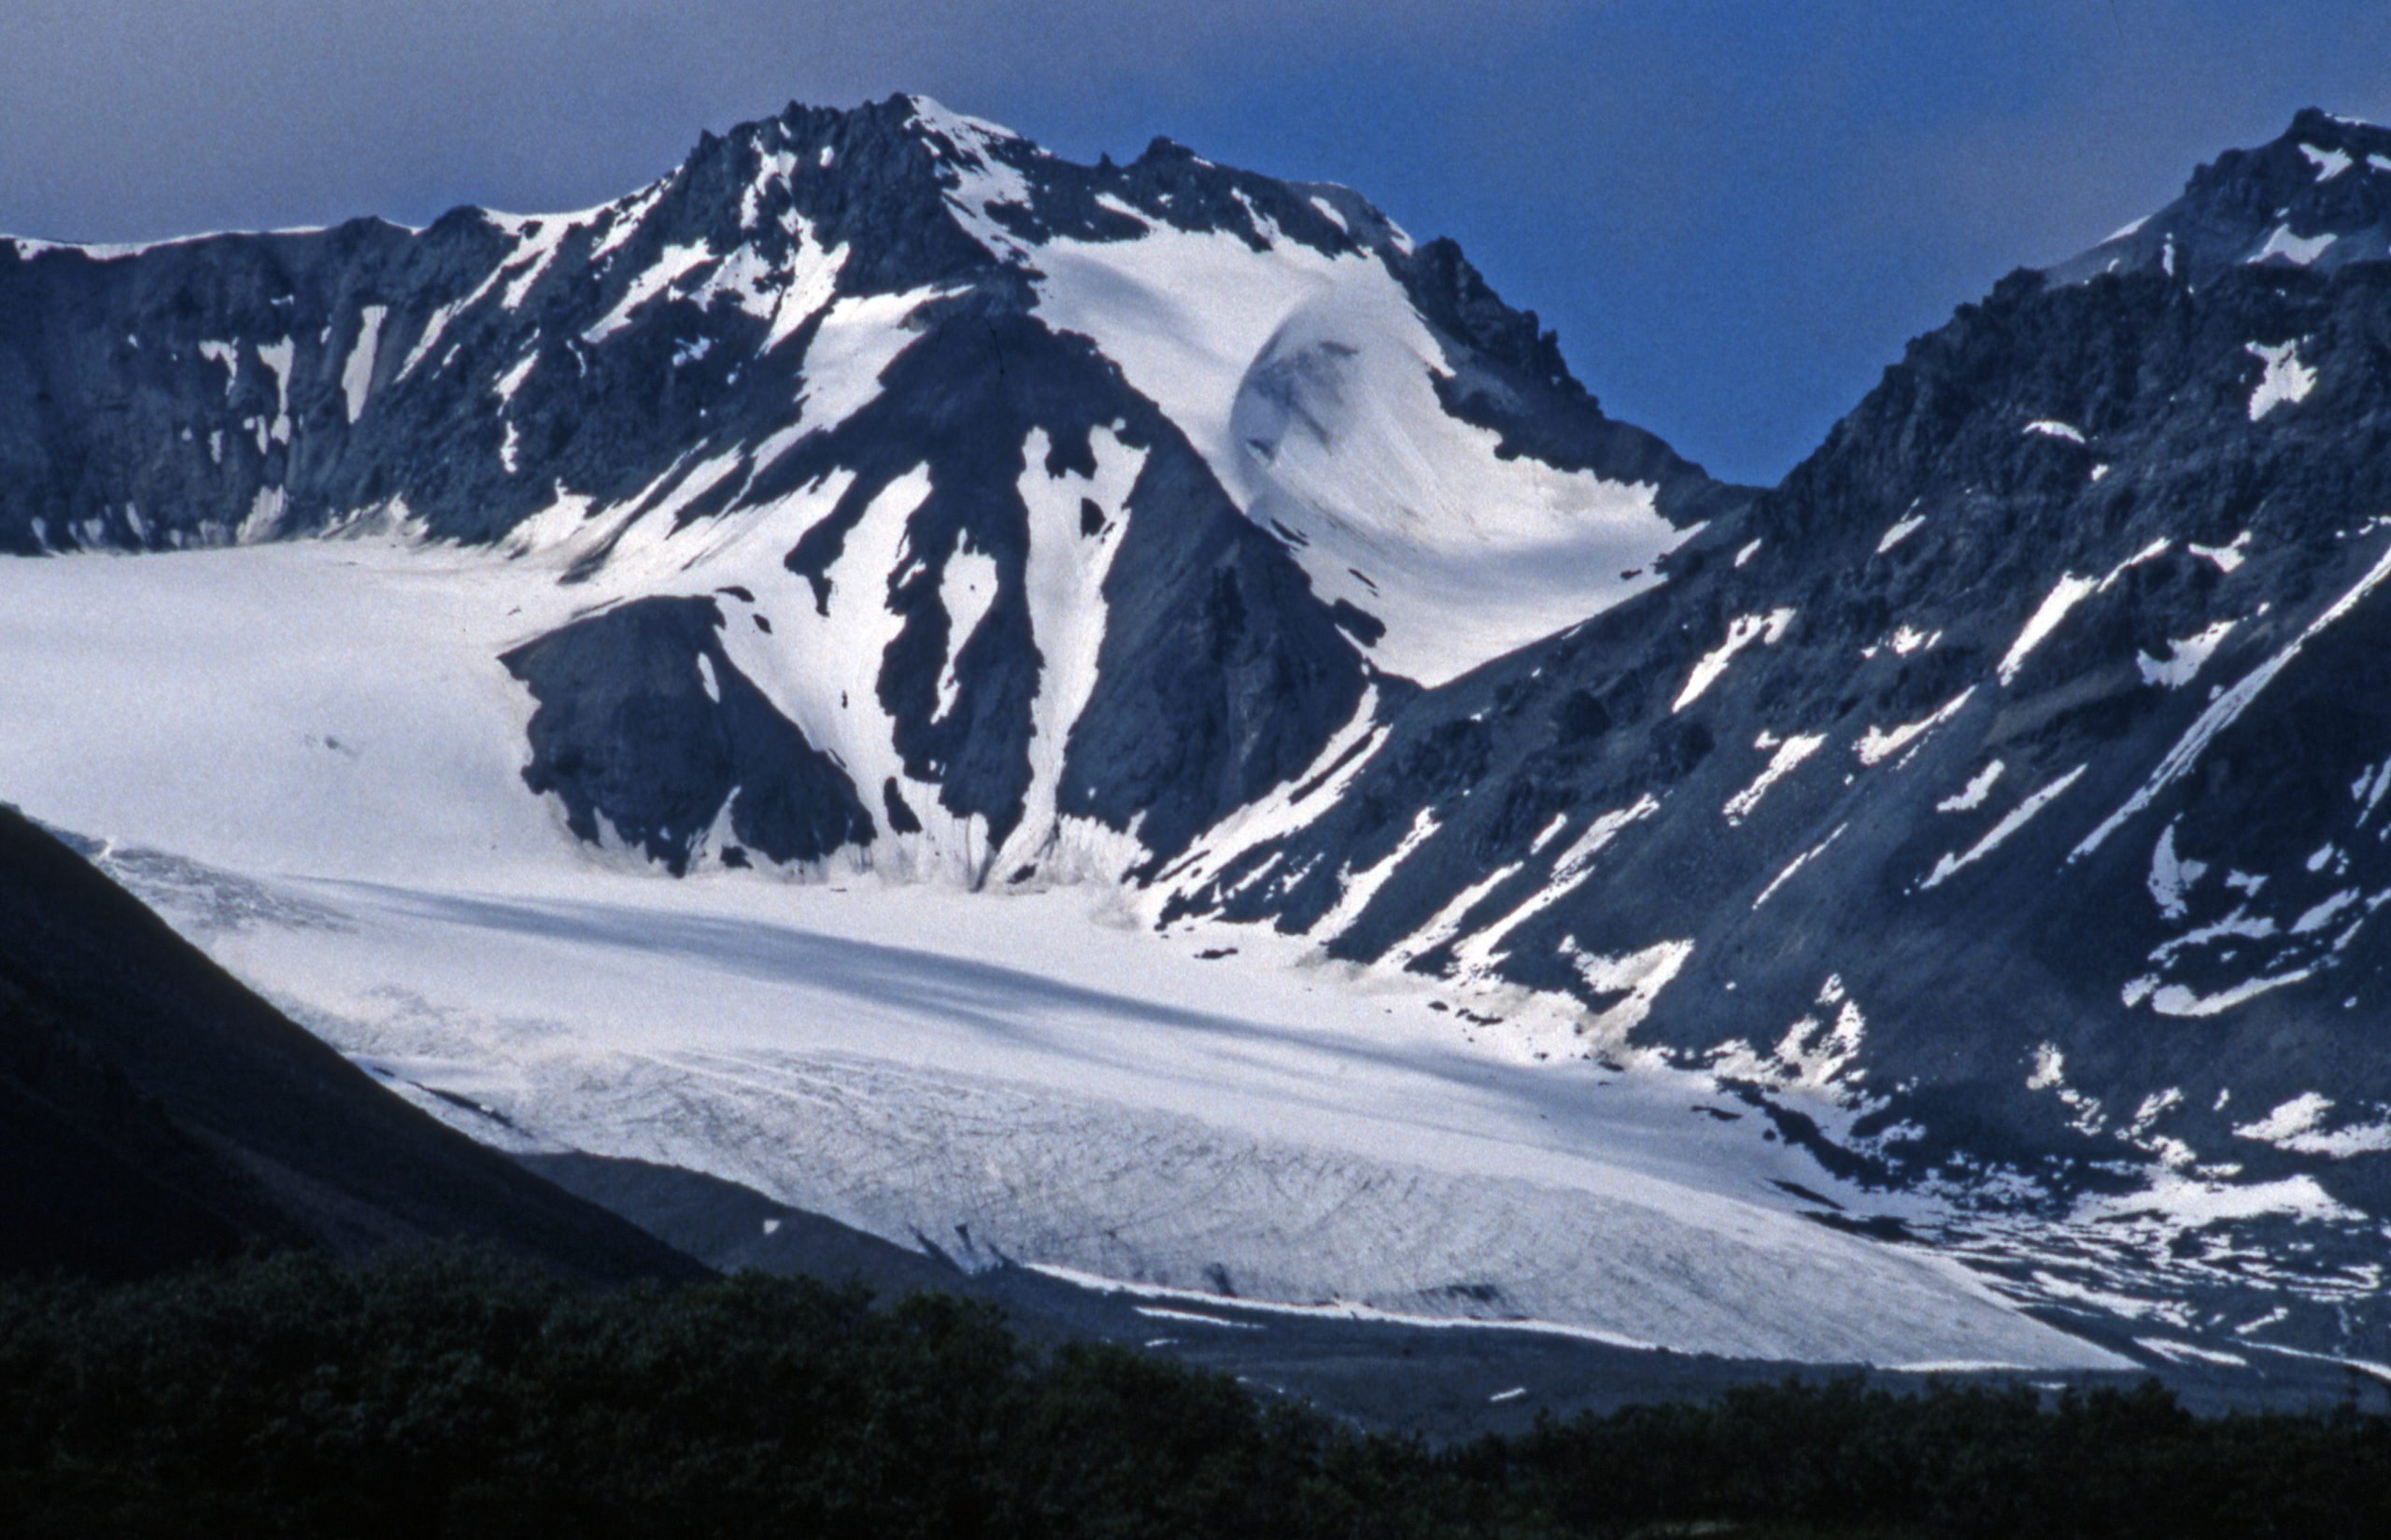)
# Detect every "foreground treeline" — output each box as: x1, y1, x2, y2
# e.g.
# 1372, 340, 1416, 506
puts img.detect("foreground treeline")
1, 1252, 2386, 1539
